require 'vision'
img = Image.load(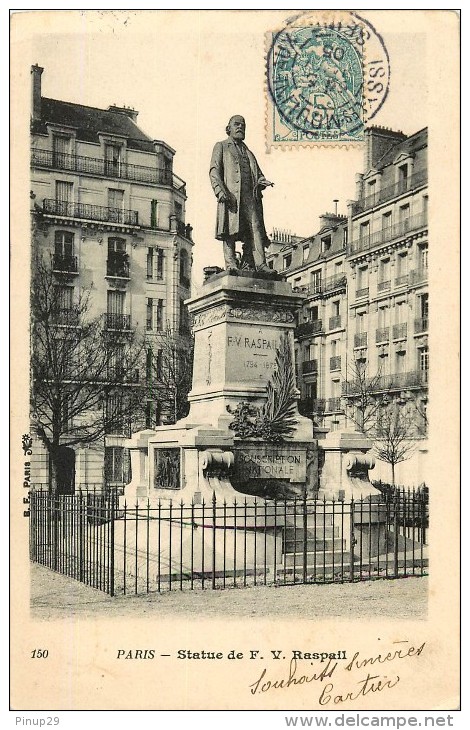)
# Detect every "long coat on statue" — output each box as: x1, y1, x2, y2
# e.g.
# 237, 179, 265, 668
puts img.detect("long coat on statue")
209, 137, 271, 246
